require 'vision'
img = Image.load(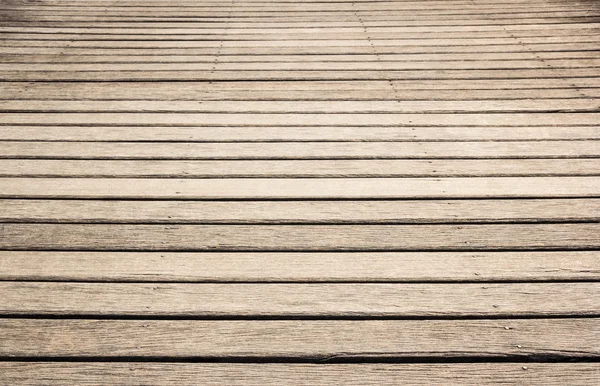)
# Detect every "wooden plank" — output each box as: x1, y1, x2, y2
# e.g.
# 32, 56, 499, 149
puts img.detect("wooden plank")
3, 24, 599, 35
0, 318, 597, 357
3, 42, 599, 56
1, 223, 599, 251
2, 177, 600, 199
2, 126, 599, 141
2, 159, 599, 177
1, 99, 599, 113
2, 68, 599, 81
2, 22, 598, 34
3, 29, 598, 41
1, 198, 599, 223
2, 112, 599, 126
2, 51, 599, 63
2, 141, 599, 160
0, 282, 598, 316
0, 250, 598, 282
1, 363, 599, 385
